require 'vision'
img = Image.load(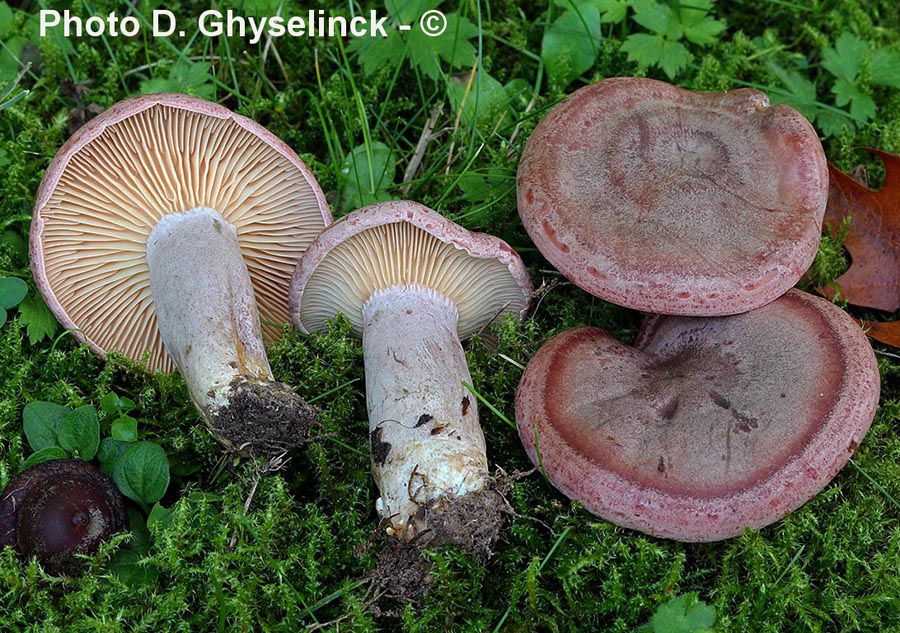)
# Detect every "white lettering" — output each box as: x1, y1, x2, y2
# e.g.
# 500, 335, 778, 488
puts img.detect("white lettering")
268, 15, 285, 39
369, 10, 388, 37
349, 15, 367, 37
153, 10, 176, 36
119, 16, 140, 37
246, 15, 266, 45
198, 10, 222, 37
39, 10, 61, 36
84, 15, 104, 37
287, 16, 305, 36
